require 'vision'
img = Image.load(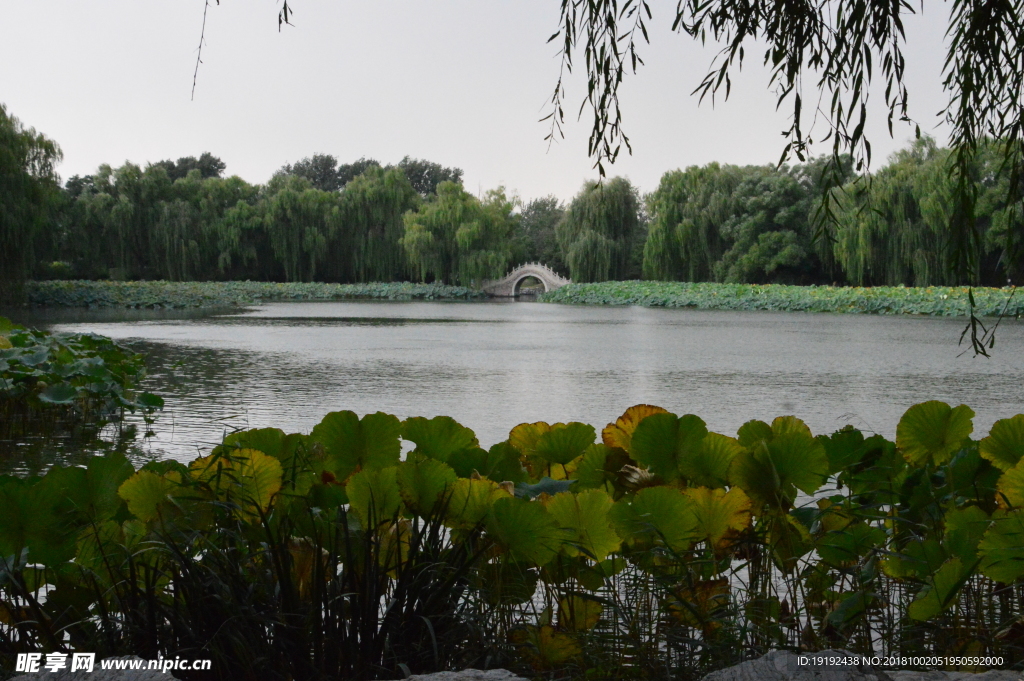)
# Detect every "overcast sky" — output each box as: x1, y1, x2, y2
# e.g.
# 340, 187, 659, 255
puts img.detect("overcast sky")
2, 1, 953, 203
